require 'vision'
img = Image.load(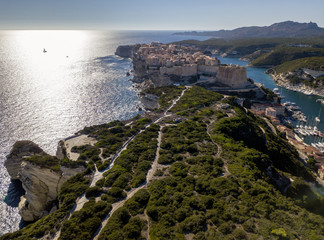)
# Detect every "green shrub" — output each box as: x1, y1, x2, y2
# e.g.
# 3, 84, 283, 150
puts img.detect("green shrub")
107, 187, 126, 199
85, 186, 102, 198
218, 222, 235, 234
125, 189, 150, 216
232, 228, 248, 239
25, 155, 60, 171
181, 215, 206, 234
60, 200, 111, 240
242, 219, 256, 233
